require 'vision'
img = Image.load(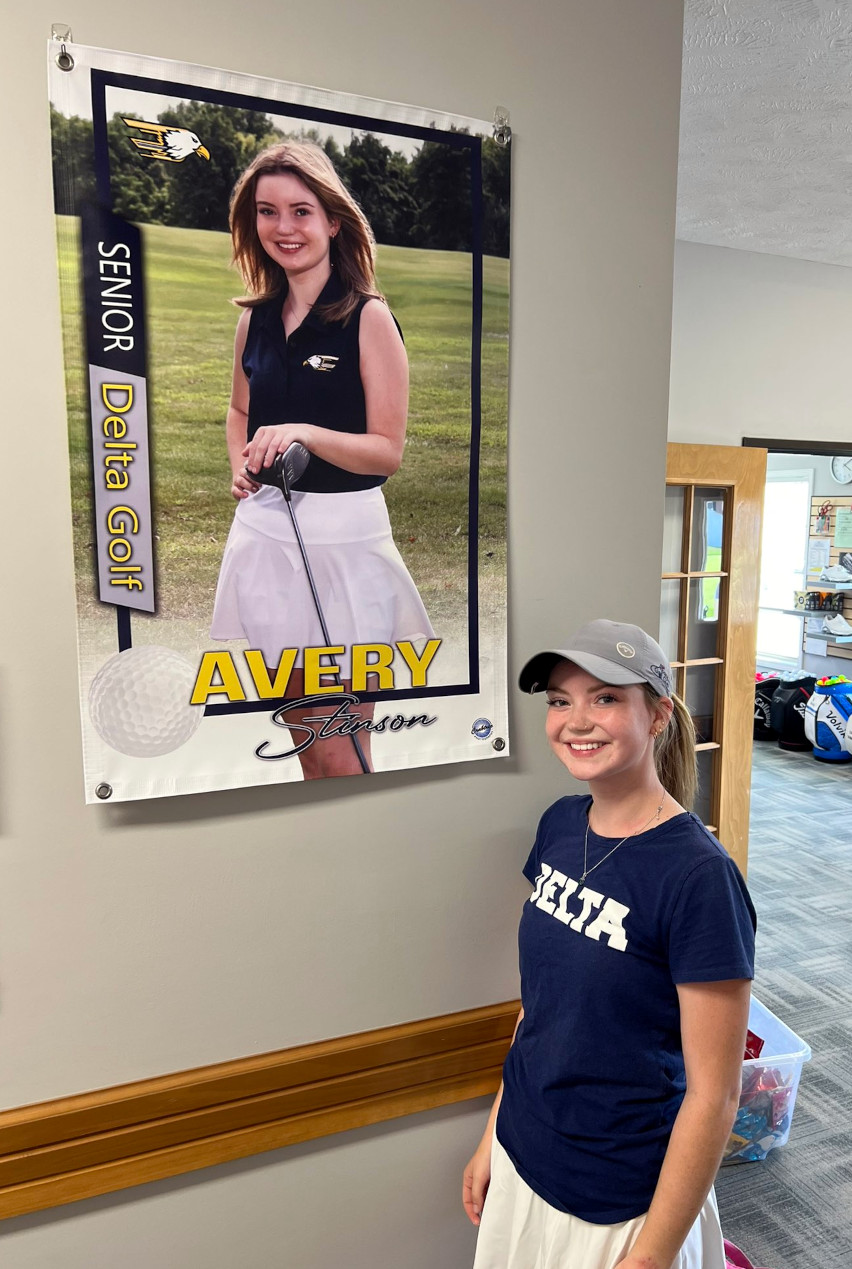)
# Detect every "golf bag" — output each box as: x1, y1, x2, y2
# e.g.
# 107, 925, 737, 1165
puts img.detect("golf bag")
769, 677, 816, 751
805, 680, 852, 762
754, 676, 781, 740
